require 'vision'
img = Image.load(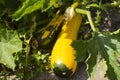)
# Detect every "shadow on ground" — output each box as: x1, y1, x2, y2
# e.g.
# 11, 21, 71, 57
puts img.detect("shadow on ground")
34, 62, 88, 80
34, 59, 109, 80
